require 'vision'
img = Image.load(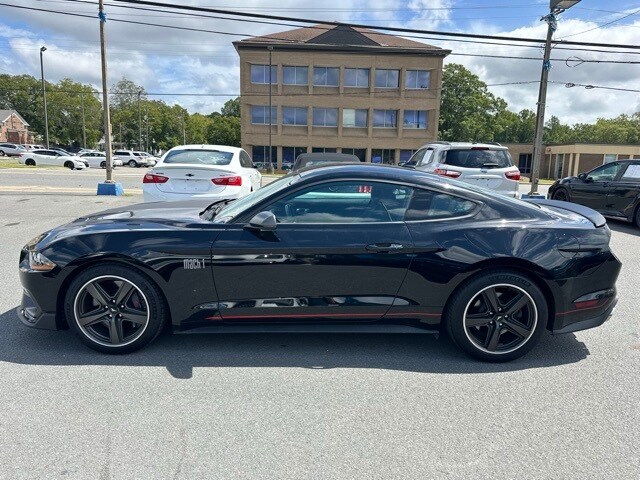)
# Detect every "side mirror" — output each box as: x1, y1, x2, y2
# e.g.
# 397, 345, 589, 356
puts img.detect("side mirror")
246, 211, 277, 231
